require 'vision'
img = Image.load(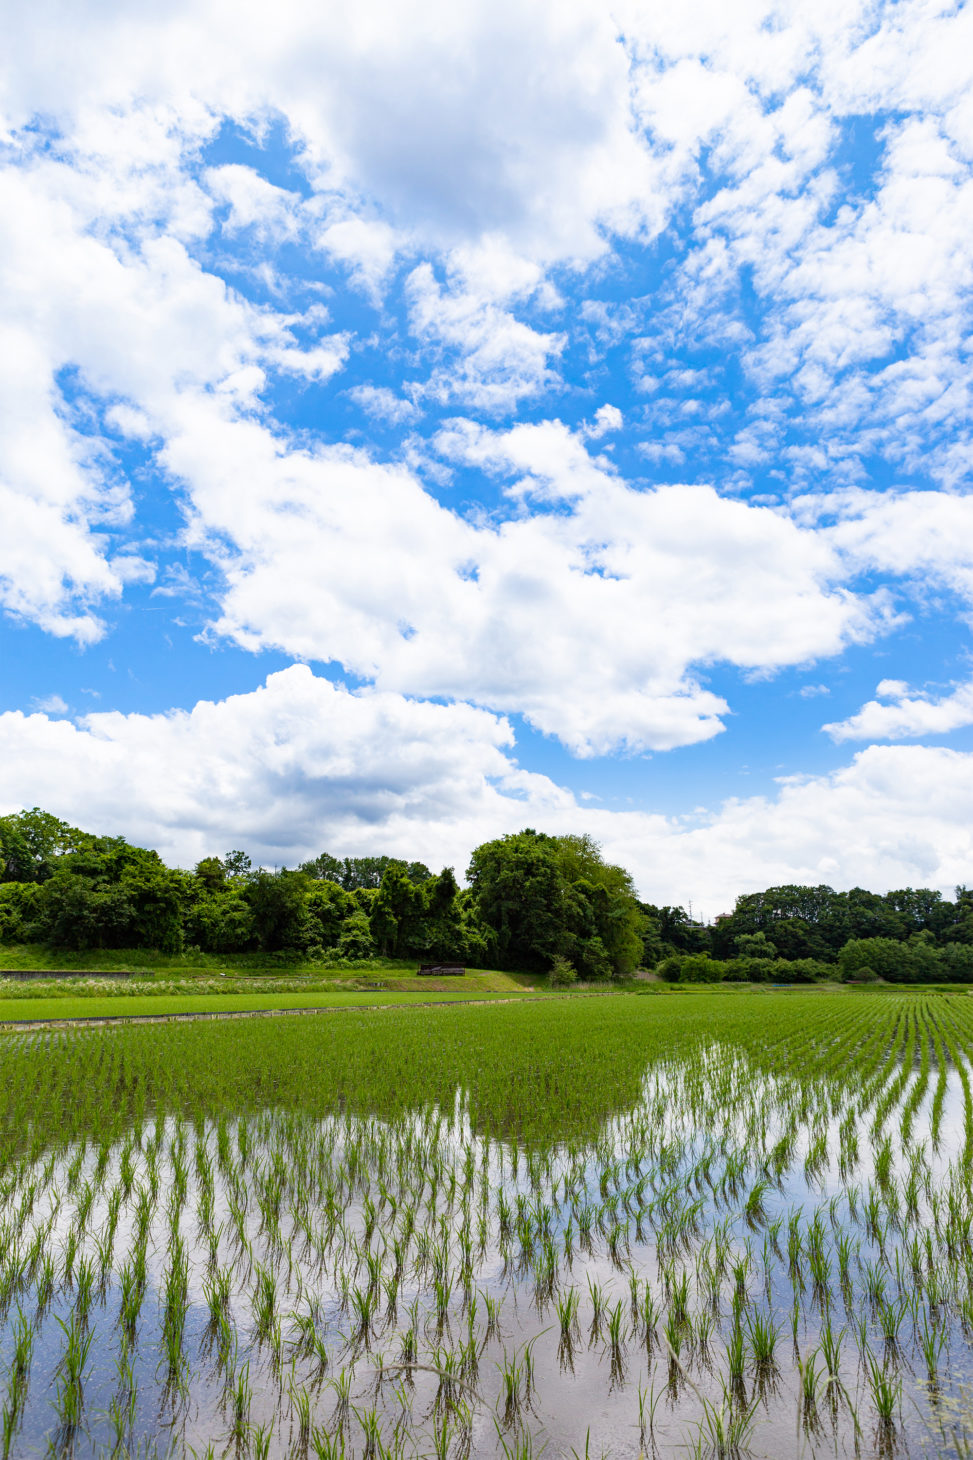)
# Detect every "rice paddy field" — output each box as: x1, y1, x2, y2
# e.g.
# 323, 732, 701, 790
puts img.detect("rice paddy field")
3, 991, 973, 1458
